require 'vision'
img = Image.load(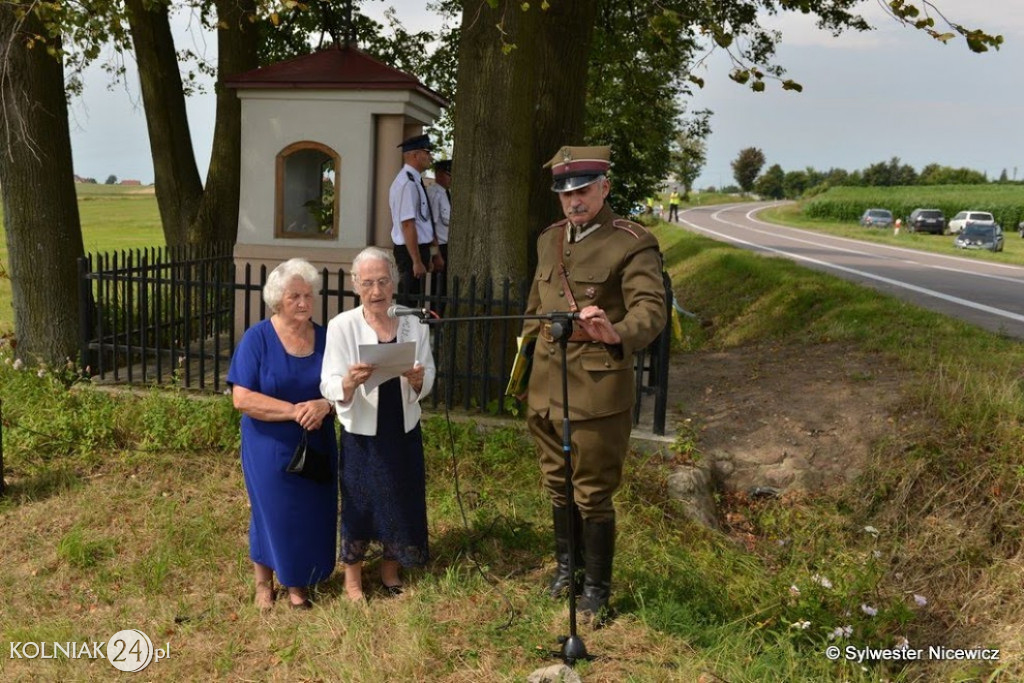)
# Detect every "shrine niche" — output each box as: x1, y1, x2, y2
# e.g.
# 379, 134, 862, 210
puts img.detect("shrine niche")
275, 141, 339, 239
